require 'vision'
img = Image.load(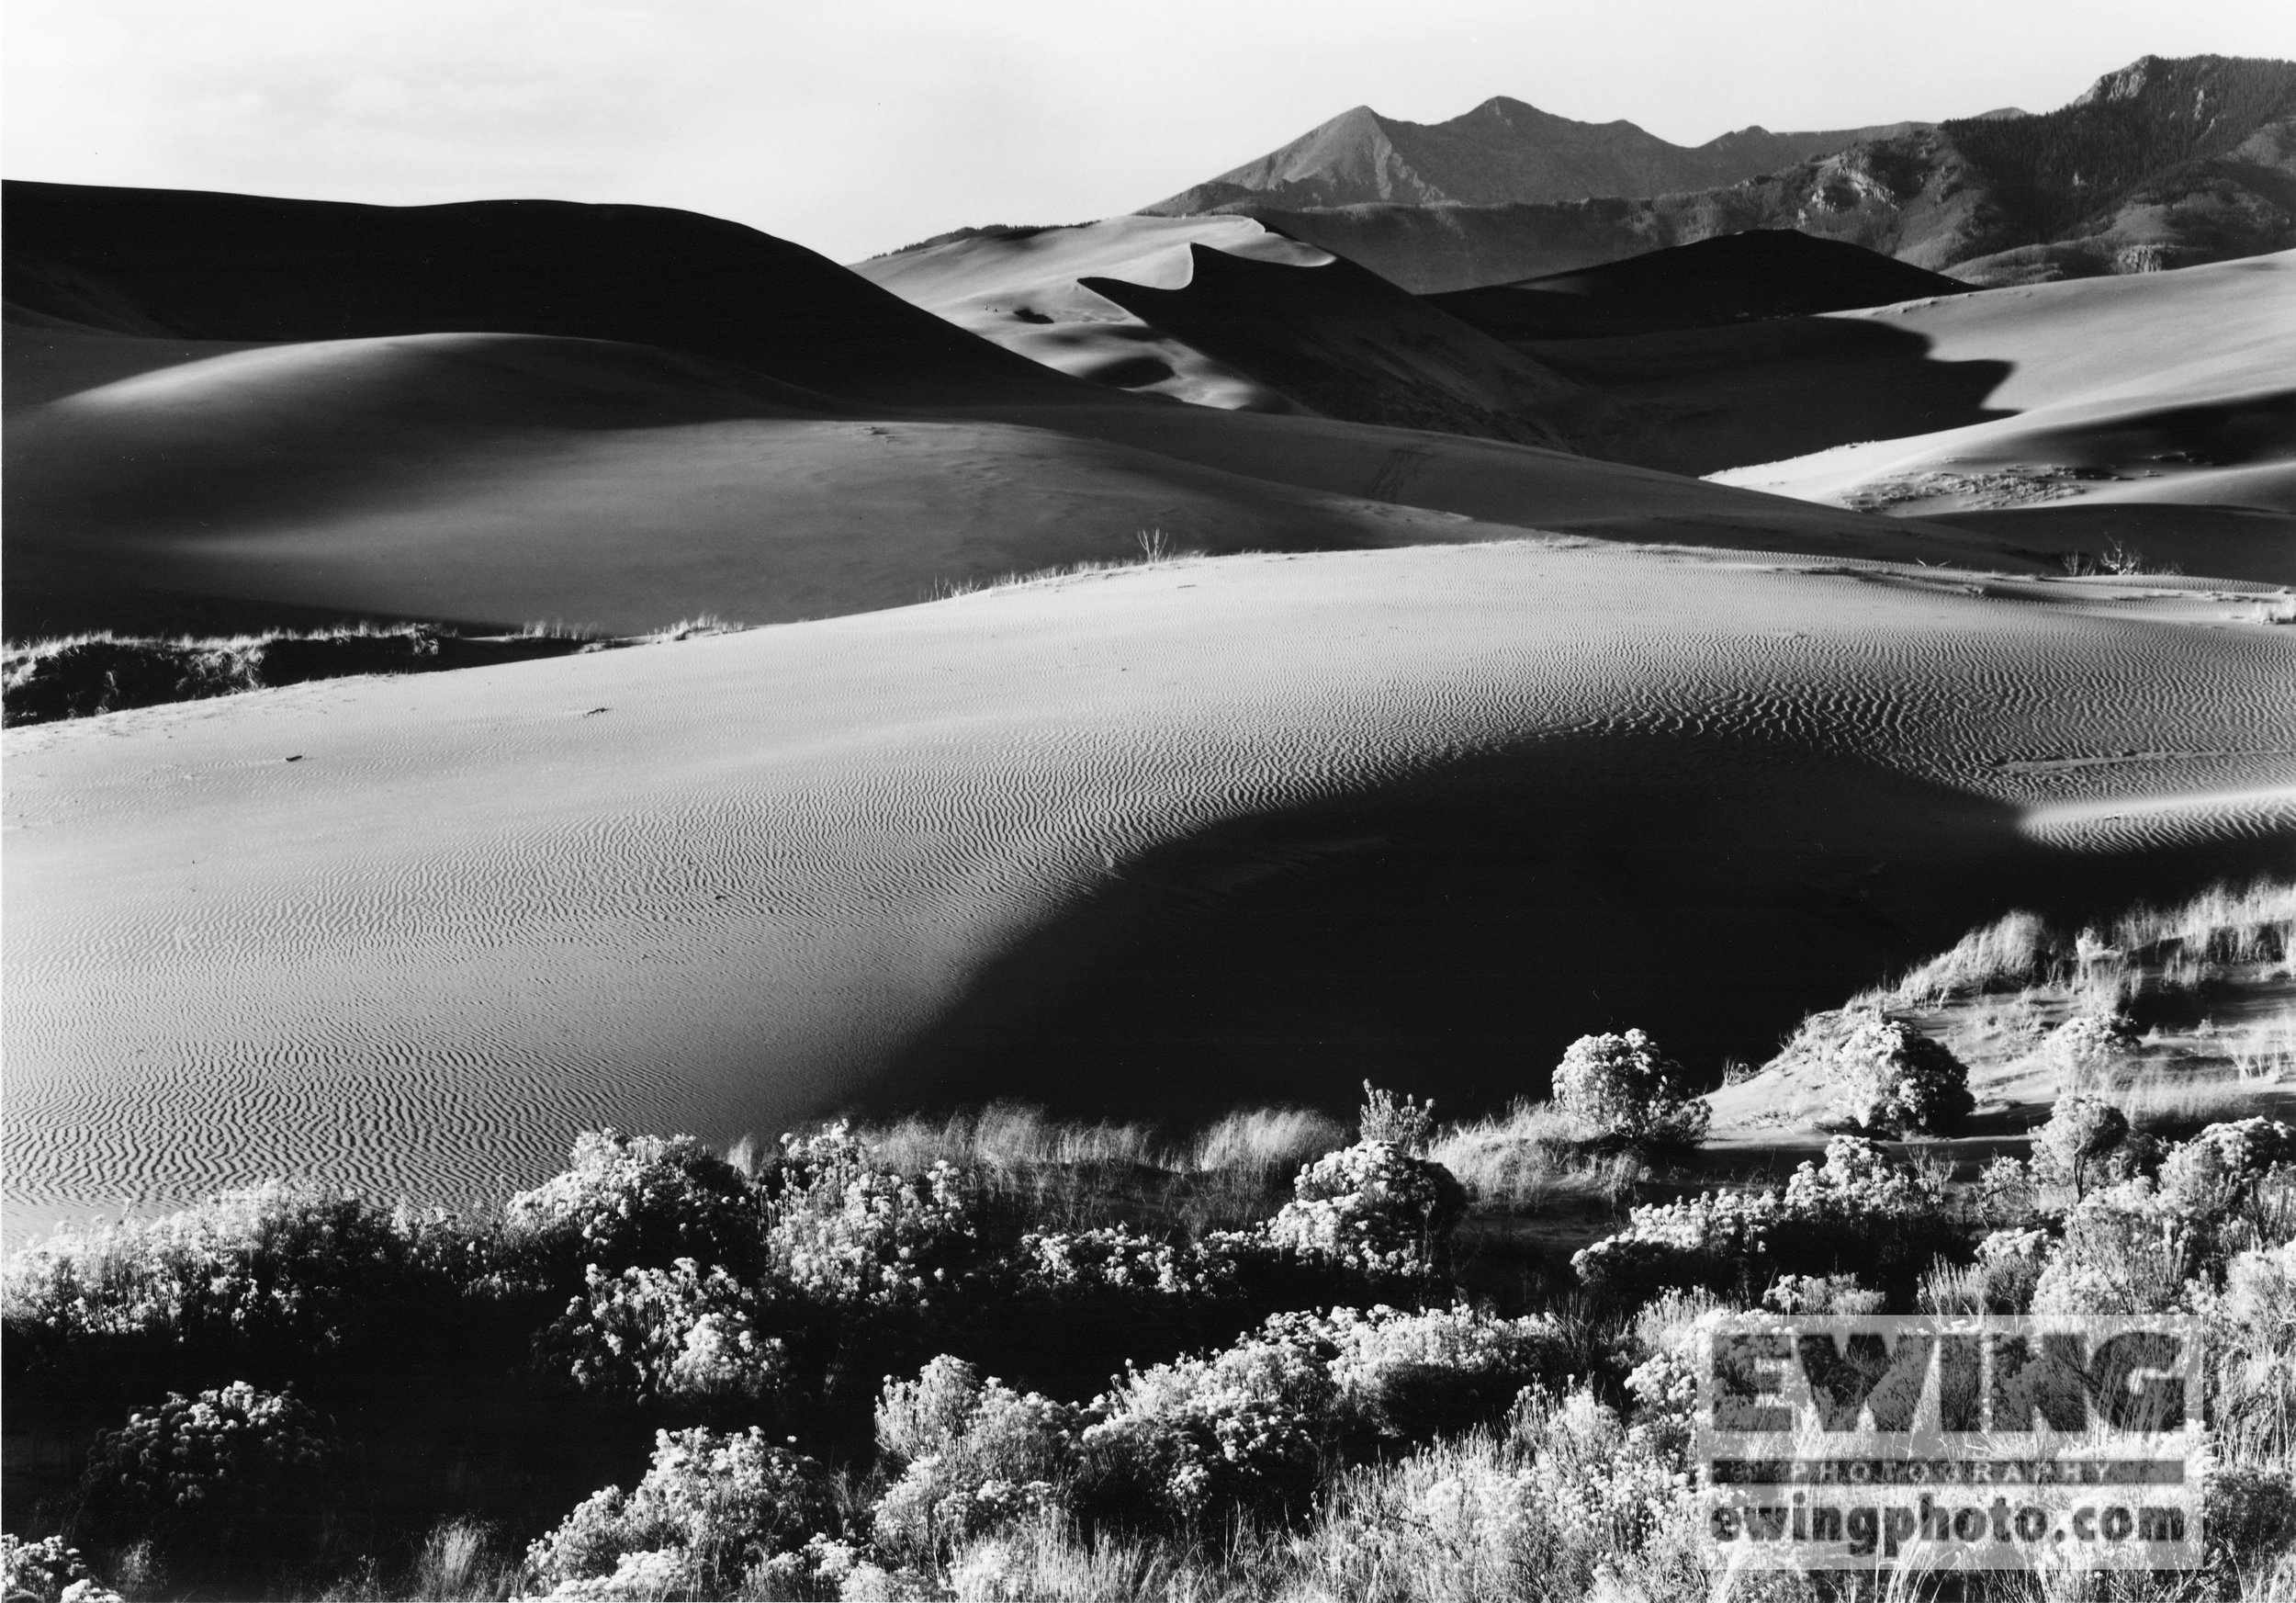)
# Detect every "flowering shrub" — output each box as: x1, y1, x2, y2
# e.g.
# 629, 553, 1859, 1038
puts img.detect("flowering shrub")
543, 1258, 790, 1404
505, 1130, 765, 1283
2030, 1092, 2155, 1201
742, 1533, 868, 1600
1512, 1384, 1698, 1568
1761, 1273, 1885, 1315
1293, 1383, 1700, 1603
2031, 1180, 2200, 1315
525, 1427, 829, 1597
1311, 1304, 1566, 1446
763, 1124, 977, 1313
1078, 1319, 1335, 1531
1009, 1225, 1249, 1304
1, 1536, 115, 1603
1574, 1137, 1951, 1296
1265, 1141, 1465, 1275
2157, 1118, 2296, 1218
1, 1181, 481, 1353
870, 1358, 1079, 1563
1550, 1031, 1710, 1147
1825, 1019, 1973, 1136
1968, 1226, 2054, 1313
2044, 1013, 2142, 1078
1066, 1303, 1557, 1536
76, 1383, 335, 1575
